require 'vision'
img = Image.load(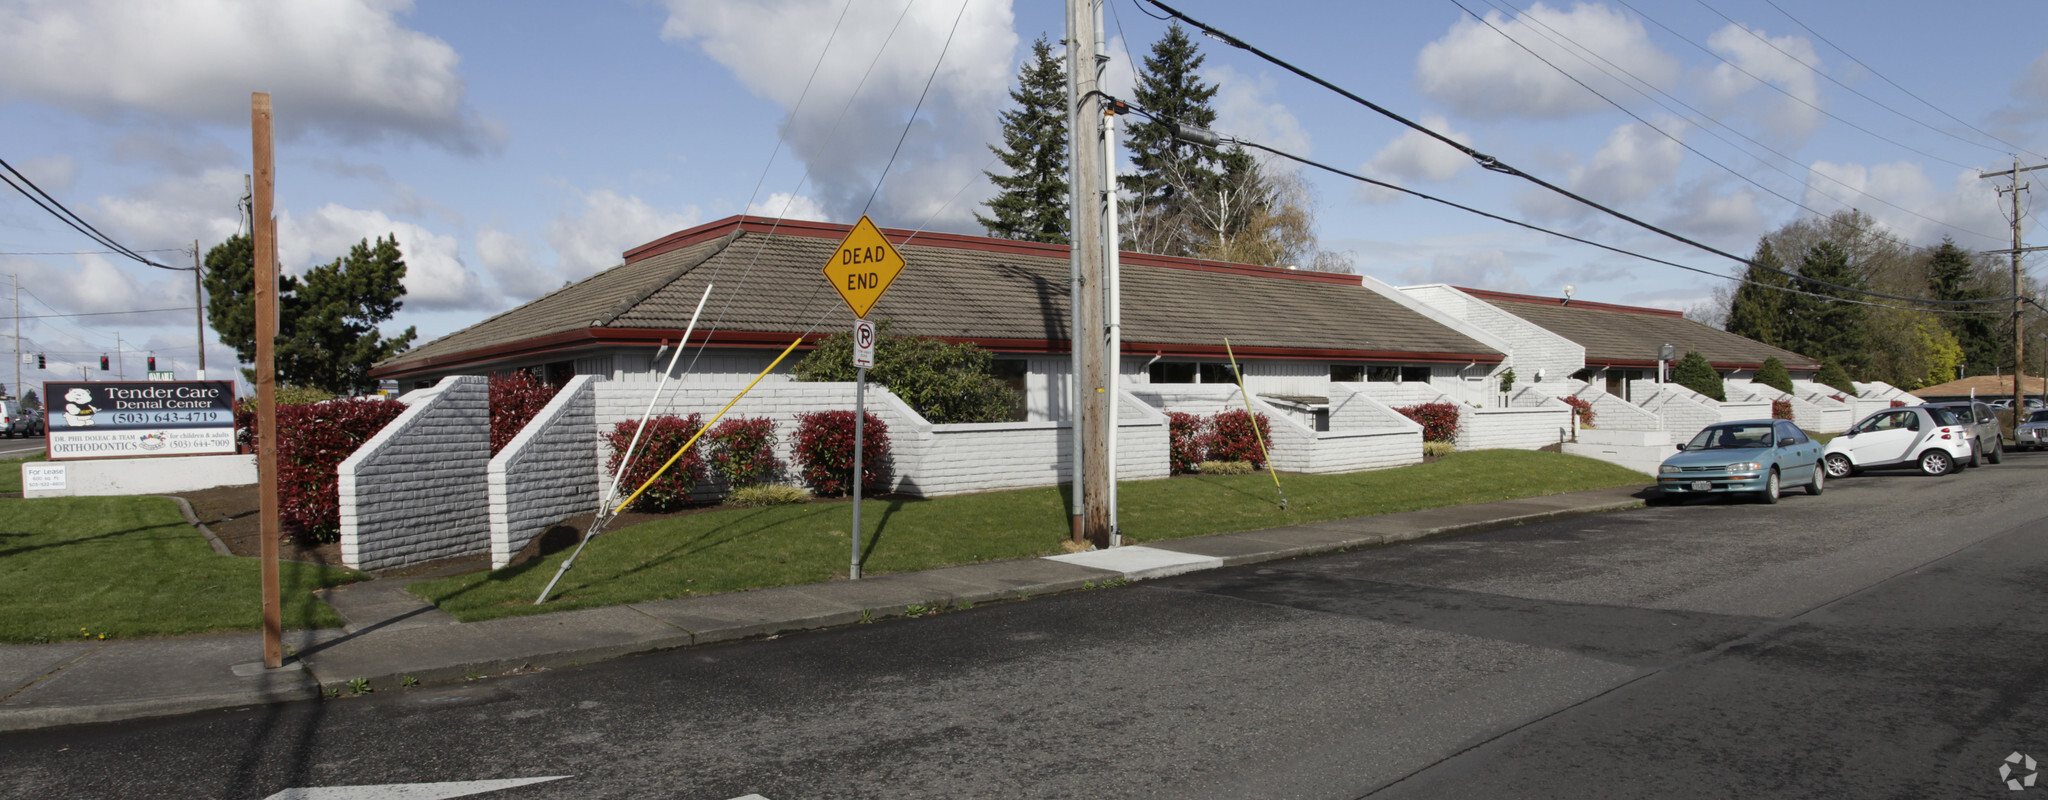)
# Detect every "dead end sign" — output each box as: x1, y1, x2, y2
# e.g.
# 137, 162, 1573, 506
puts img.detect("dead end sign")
821, 215, 905, 319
